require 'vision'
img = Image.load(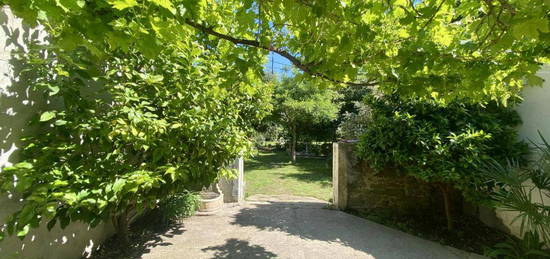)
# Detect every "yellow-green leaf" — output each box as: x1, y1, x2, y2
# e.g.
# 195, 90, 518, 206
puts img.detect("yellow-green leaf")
107, 0, 138, 10
40, 111, 56, 122
147, 0, 176, 14
17, 225, 30, 238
